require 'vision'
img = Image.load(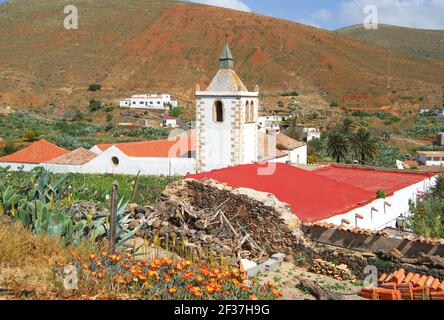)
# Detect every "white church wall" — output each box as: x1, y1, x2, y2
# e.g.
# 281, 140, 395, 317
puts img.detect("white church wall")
243, 122, 257, 164
322, 176, 437, 230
